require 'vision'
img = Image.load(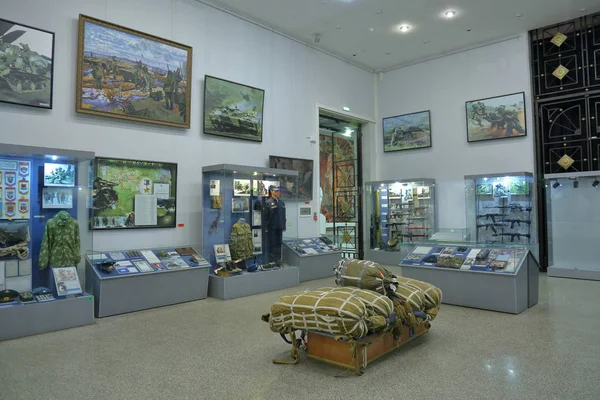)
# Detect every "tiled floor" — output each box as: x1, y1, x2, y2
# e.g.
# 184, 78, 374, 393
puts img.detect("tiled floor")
1, 273, 599, 400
